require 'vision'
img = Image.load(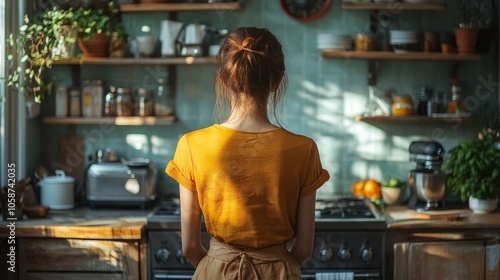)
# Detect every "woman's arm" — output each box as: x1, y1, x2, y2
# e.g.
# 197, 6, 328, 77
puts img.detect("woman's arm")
291, 191, 317, 265
179, 184, 207, 267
